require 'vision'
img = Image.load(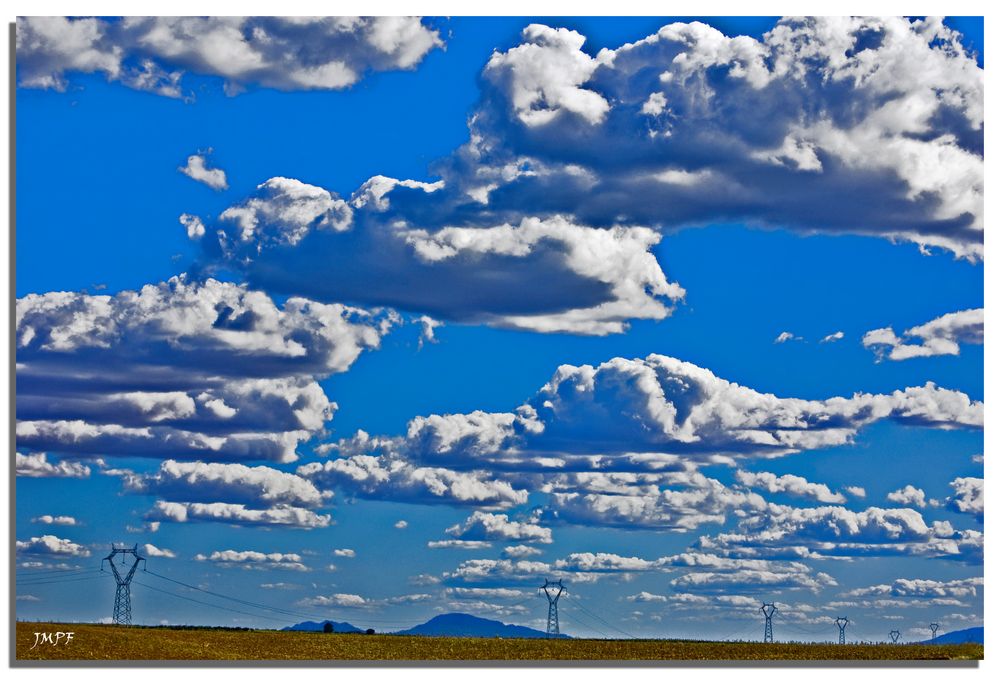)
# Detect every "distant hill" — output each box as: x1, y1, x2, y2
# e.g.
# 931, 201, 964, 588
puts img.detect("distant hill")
921, 627, 983, 645
282, 620, 364, 634
395, 612, 568, 639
